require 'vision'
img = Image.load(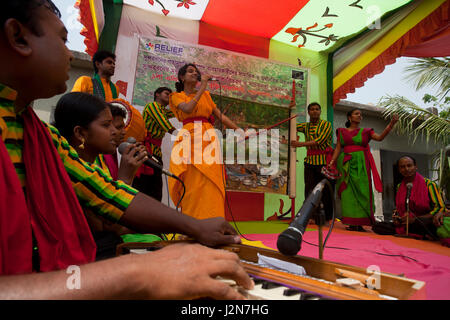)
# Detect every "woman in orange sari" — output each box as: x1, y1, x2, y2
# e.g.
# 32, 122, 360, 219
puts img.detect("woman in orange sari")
169, 63, 242, 220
